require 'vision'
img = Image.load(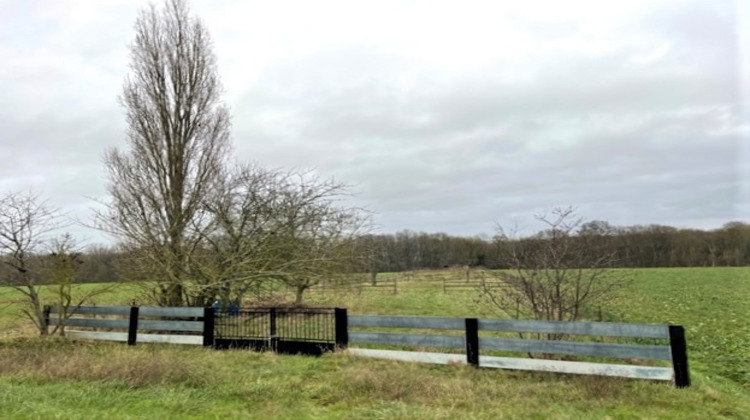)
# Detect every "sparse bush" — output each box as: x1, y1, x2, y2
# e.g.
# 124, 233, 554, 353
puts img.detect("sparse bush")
483, 207, 629, 328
